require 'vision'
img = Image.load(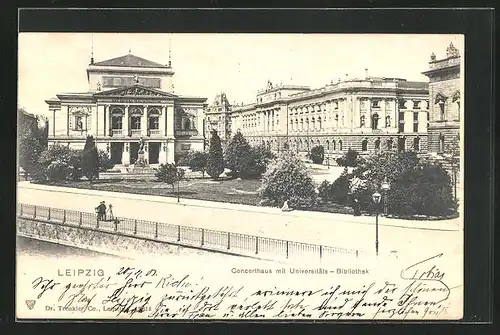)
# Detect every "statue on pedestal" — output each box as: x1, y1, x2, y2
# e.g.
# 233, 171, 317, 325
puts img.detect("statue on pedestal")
136, 137, 148, 167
